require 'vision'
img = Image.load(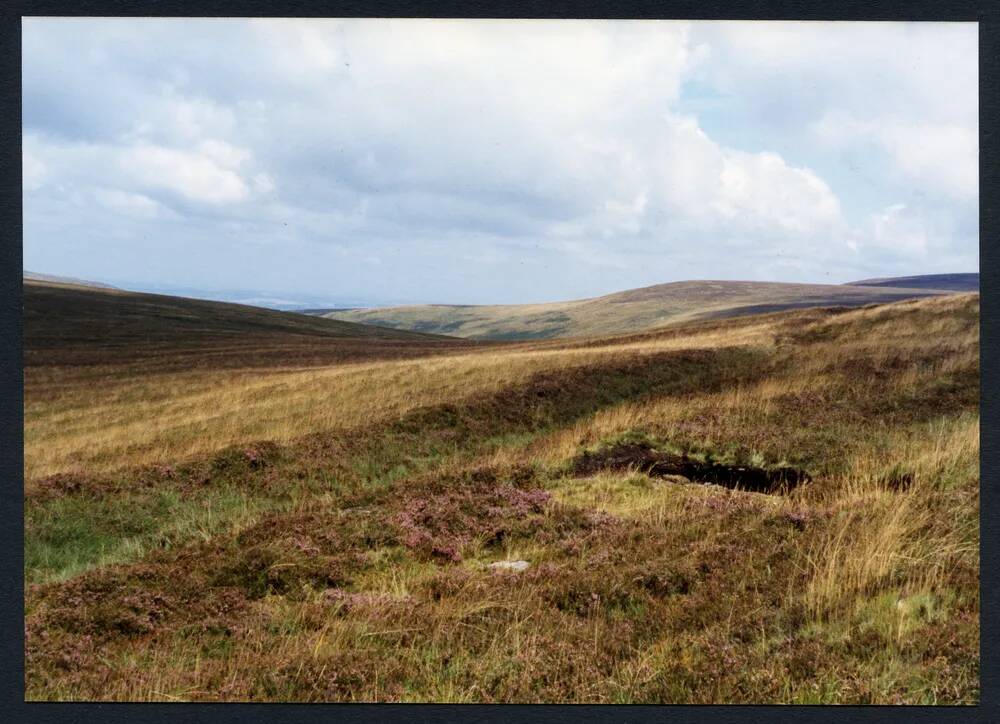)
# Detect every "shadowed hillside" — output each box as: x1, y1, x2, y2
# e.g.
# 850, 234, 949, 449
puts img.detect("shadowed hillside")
847, 273, 979, 292
313, 278, 963, 340
25, 280, 469, 371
